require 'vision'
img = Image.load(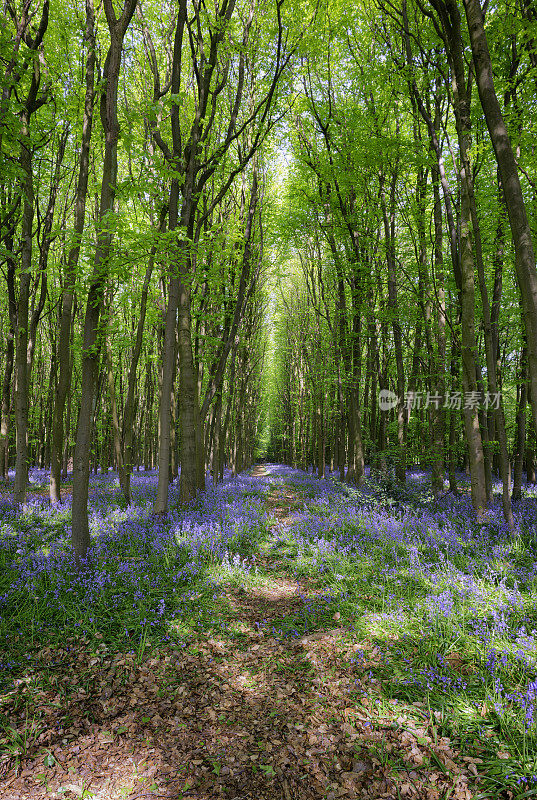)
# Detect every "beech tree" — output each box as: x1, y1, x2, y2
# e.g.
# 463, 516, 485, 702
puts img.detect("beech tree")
2, 0, 537, 560
71, 0, 138, 560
